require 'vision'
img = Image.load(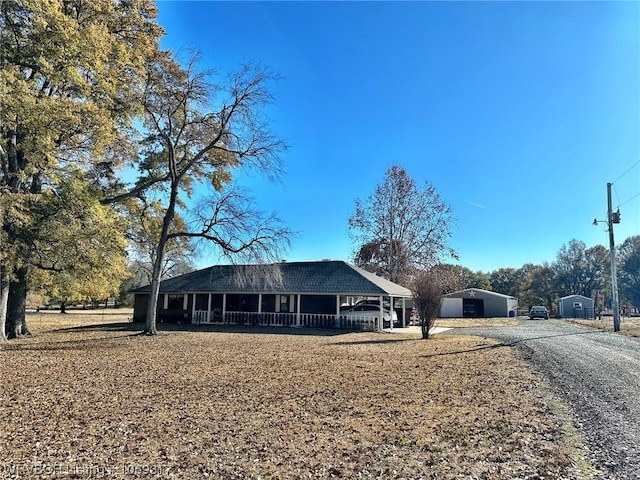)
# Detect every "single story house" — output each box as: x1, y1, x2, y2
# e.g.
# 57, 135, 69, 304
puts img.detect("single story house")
558, 295, 595, 319
440, 288, 518, 318
132, 260, 413, 330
